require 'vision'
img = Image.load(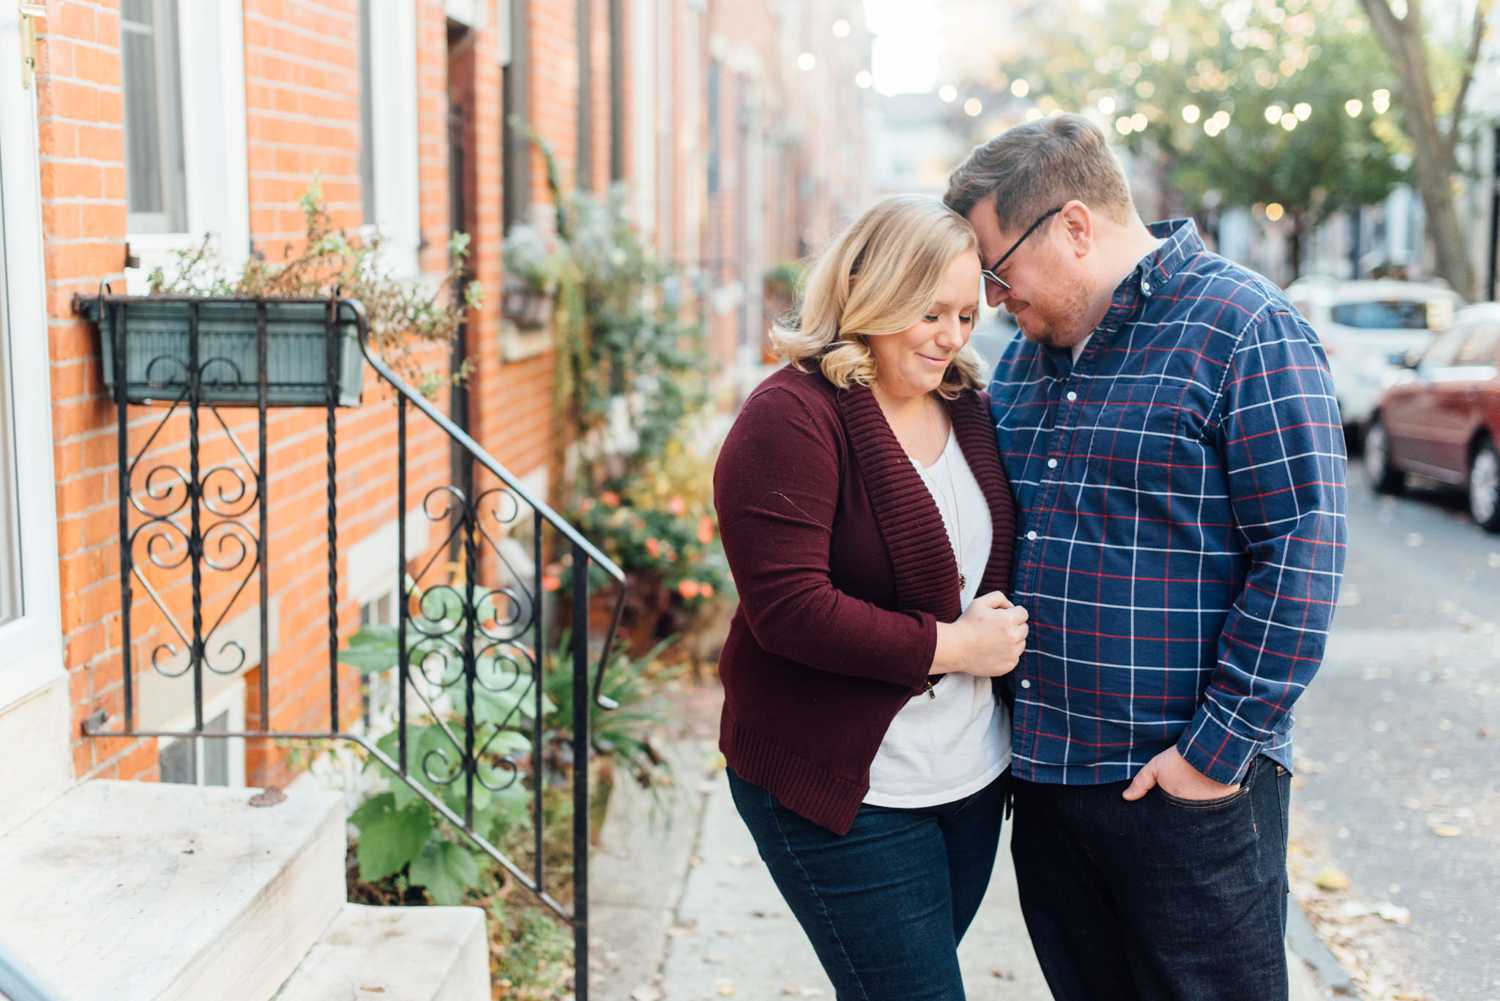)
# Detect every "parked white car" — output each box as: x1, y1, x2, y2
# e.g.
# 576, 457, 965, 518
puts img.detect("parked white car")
1286, 278, 1462, 437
